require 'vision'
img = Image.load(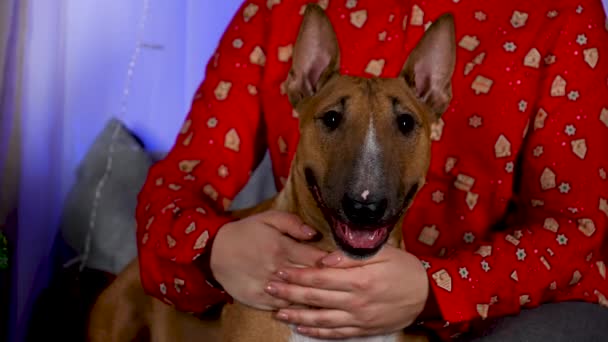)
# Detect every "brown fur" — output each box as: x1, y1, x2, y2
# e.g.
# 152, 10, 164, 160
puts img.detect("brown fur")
88, 4, 455, 342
